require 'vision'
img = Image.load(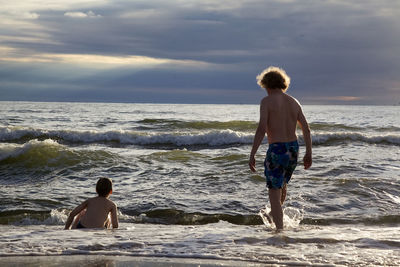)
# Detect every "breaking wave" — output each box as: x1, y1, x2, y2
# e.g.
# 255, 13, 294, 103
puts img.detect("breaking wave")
1, 126, 399, 147
2, 207, 399, 227
0, 139, 120, 168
